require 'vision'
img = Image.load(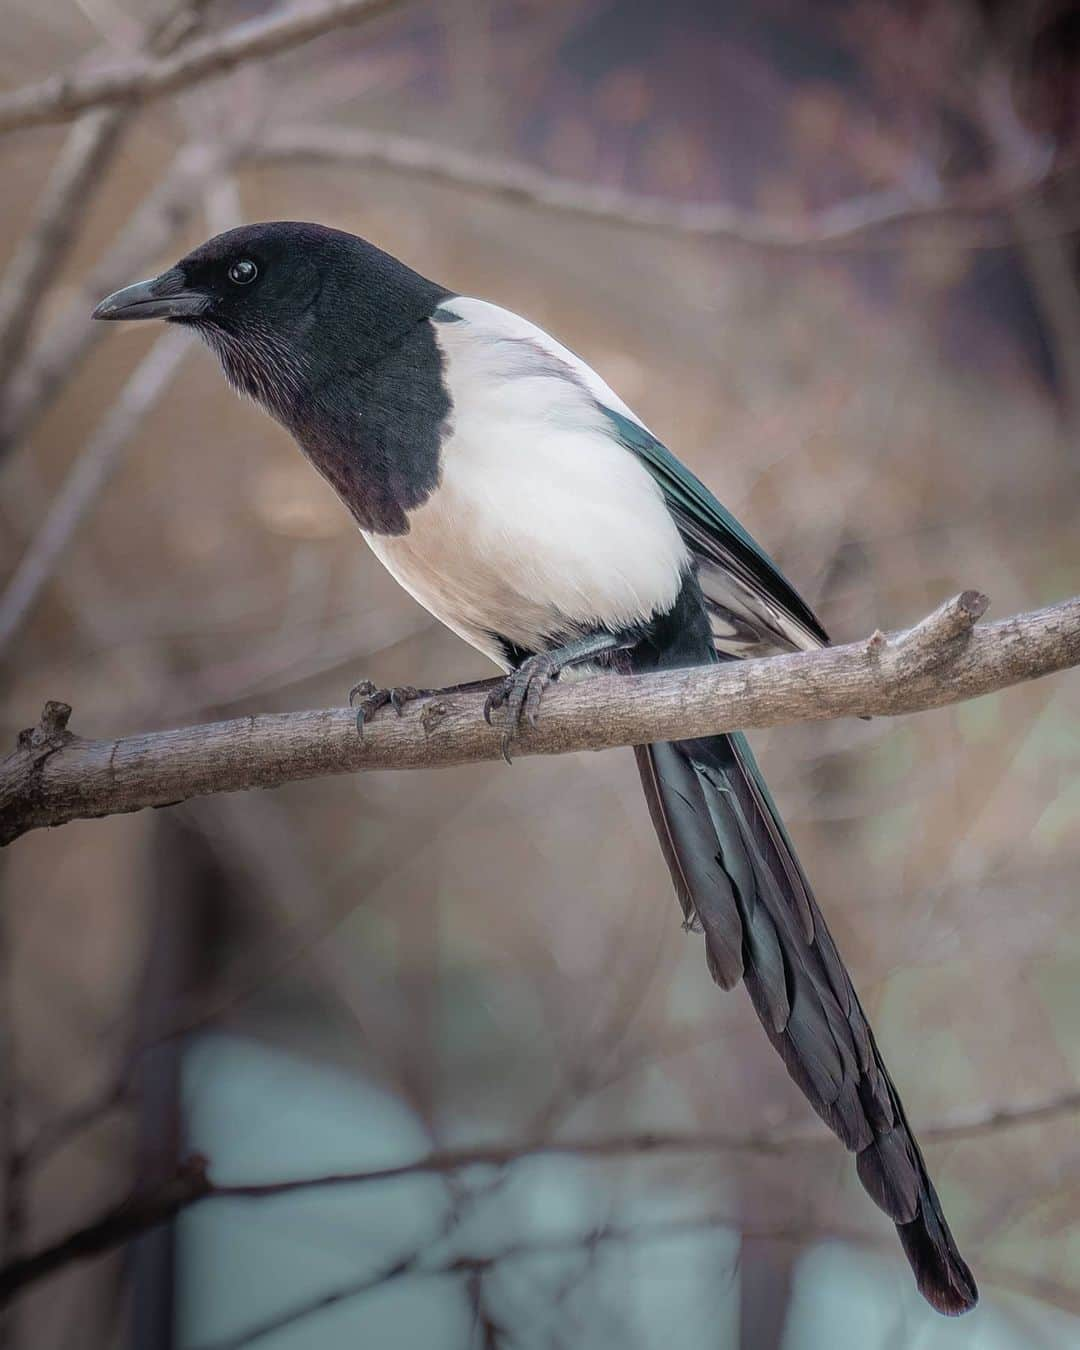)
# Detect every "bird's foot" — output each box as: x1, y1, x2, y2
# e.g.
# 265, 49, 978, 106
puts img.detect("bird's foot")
348, 679, 424, 736
482, 653, 559, 764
